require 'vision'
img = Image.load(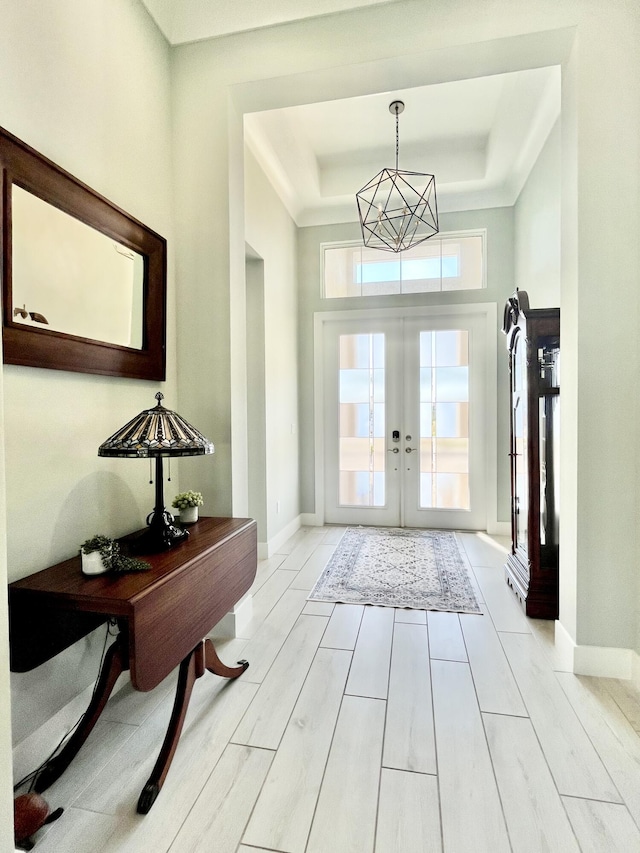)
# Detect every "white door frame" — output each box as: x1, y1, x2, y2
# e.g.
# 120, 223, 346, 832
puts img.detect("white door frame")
313, 302, 499, 531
